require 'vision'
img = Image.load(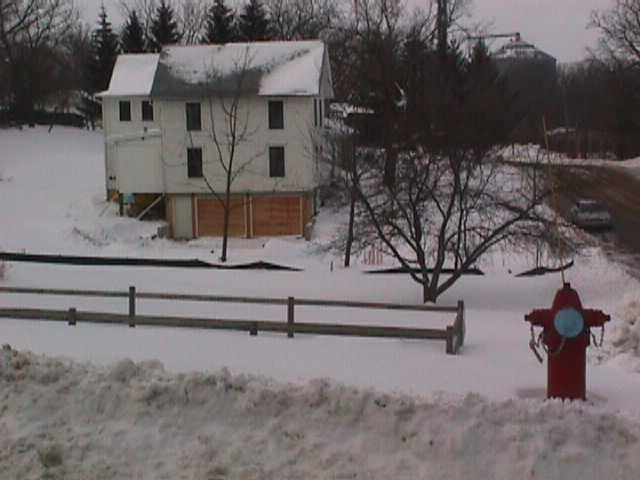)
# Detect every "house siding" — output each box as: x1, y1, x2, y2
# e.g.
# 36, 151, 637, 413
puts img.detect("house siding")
102, 96, 163, 195
159, 95, 318, 195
